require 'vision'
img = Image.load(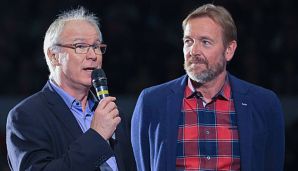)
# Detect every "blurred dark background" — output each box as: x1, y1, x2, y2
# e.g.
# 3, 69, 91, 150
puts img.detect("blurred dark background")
0, 0, 297, 170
